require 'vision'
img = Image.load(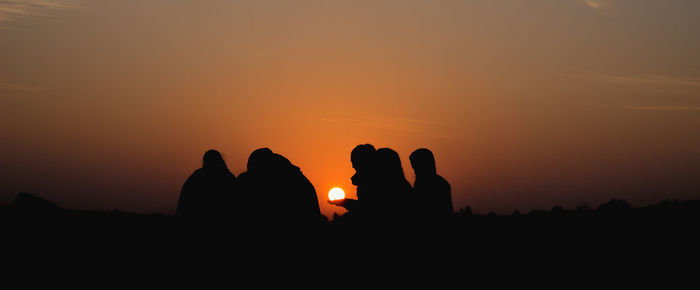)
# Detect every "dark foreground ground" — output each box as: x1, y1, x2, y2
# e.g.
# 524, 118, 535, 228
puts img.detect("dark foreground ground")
2, 191, 699, 275
1, 194, 698, 288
